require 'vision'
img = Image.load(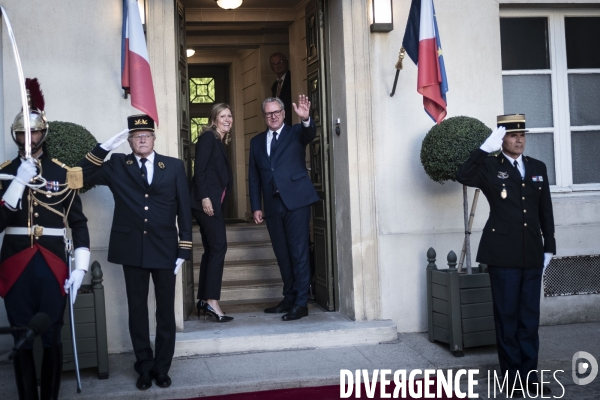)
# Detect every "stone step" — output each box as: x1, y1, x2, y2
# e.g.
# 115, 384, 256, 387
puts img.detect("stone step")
192, 223, 270, 244
193, 259, 280, 283
193, 241, 275, 262
215, 279, 283, 302
169, 309, 398, 358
